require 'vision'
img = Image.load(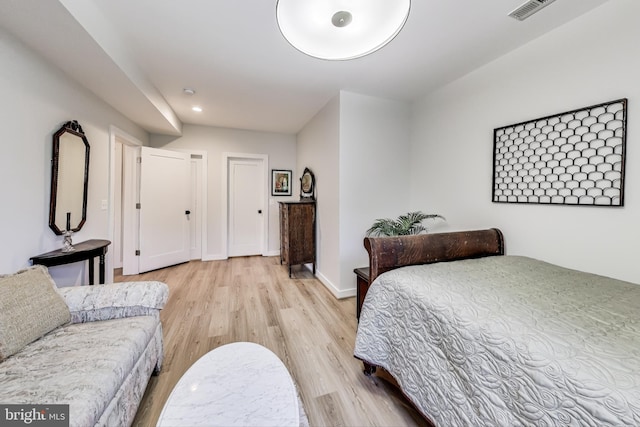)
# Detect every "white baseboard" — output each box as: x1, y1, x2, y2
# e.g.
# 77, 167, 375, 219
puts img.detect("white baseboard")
315, 270, 356, 299
202, 253, 227, 261
203, 251, 279, 261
